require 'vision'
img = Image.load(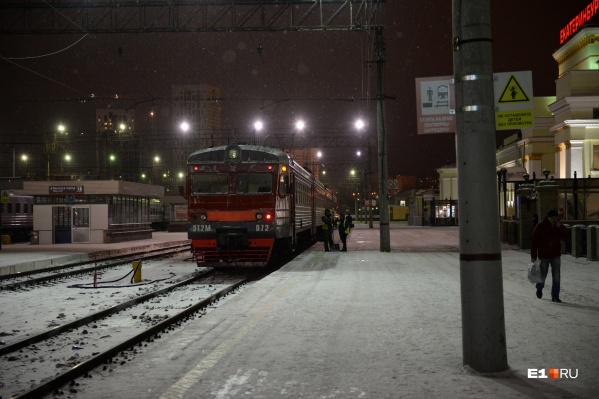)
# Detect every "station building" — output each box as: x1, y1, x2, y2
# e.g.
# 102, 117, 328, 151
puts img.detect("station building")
14, 180, 163, 245
494, 23, 599, 220
434, 21, 599, 223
